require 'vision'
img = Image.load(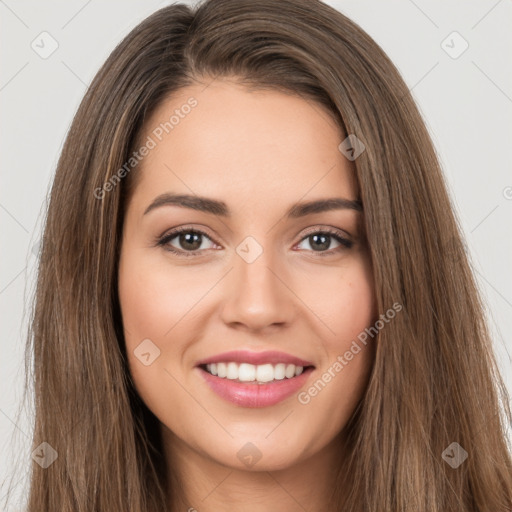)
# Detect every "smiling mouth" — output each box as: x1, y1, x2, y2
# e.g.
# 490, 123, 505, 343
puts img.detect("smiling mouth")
199, 362, 315, 384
